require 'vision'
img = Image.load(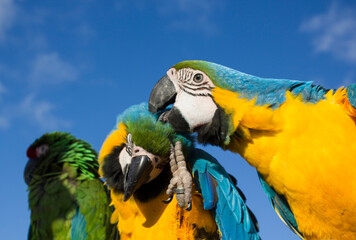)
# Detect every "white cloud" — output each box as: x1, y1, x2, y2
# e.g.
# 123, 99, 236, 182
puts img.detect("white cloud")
0, 0, 16, 40
18, 94, 71, 131
0, 115, 9, 129
301, 3, 356, 63
115, 0, 222, 35
157, 0, 222, 35
30, 52, 79, 86
0, 94, 71, 131
0, 81, 6, 100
